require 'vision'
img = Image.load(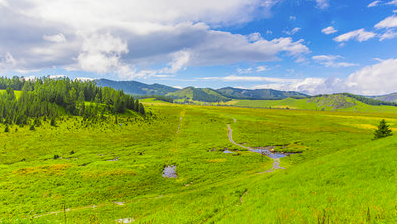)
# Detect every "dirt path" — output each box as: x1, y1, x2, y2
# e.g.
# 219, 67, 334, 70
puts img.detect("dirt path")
226, 123, 285, 173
